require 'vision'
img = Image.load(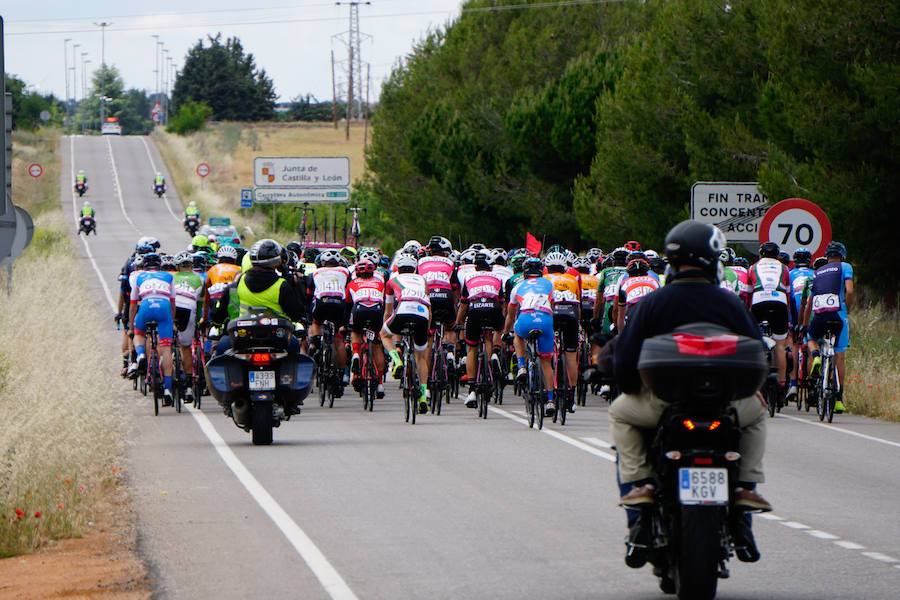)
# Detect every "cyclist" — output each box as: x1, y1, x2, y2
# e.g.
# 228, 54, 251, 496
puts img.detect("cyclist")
804, 241, 853, 413
128, 253, 177, 405
456, 248, 478, 289
455, 251, 505, 408
382, 253, 432, 414
346, 259, 387, 399
418, 236, 460, 376
118, 242, 154, 376
503, 257, 556, 412
750, 241, 791, 398
719, 248, 740, 297
644, 250, 665, 285
614, 251, 660, 332
173, 252, 204, 403
594, 247, 629, 338
573, 256, 600, 380
787, 247, 815, 399
202, 245, 242, 323
545, 250, 581, 415
732, 256, 752, 306
610, 220, 770, 567
309, 249, 352, 392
